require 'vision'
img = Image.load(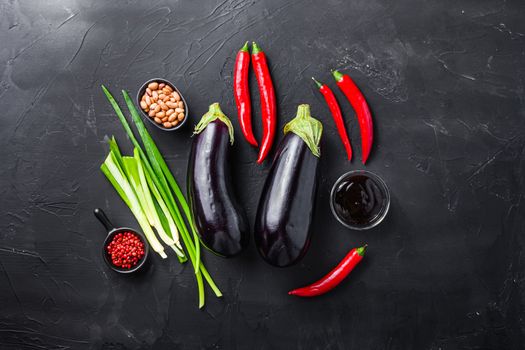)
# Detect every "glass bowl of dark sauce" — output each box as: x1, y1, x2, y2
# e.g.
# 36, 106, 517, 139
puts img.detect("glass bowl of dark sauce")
330, 170, 390, 230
